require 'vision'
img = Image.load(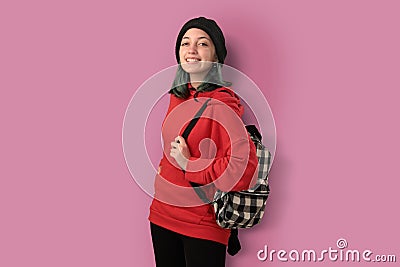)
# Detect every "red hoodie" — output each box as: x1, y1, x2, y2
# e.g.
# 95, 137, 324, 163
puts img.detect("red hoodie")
149, 86, 258, 245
